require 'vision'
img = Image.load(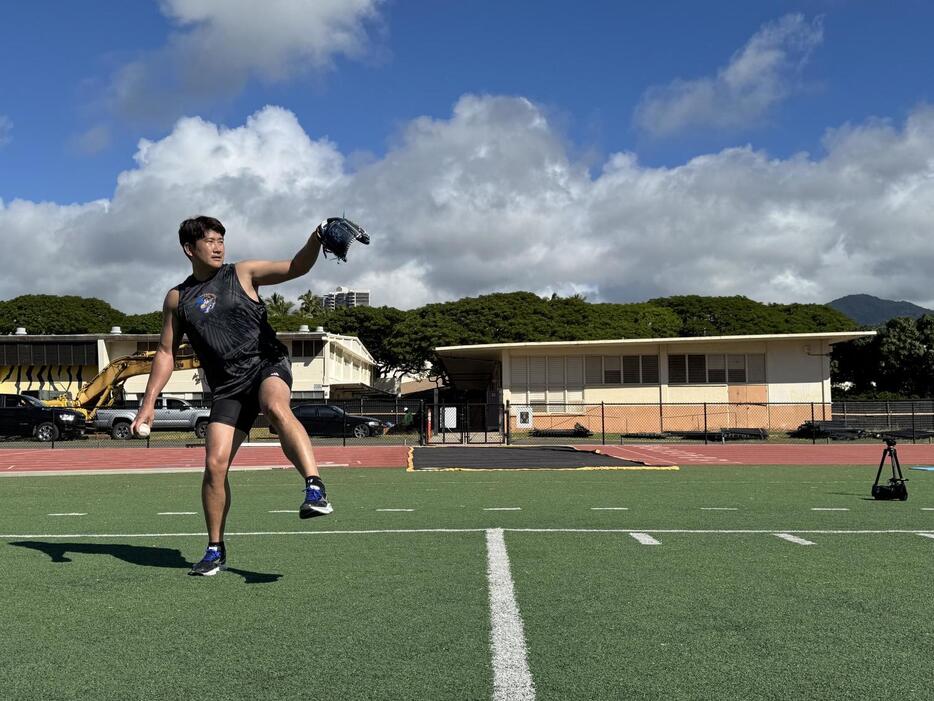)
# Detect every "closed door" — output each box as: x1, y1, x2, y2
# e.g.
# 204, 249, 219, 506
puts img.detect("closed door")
316, 406, 342, 436
0, 396, 33, 437
0, 396, 13, 435
164, 399, 189, 428
153, 397, 171, 426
